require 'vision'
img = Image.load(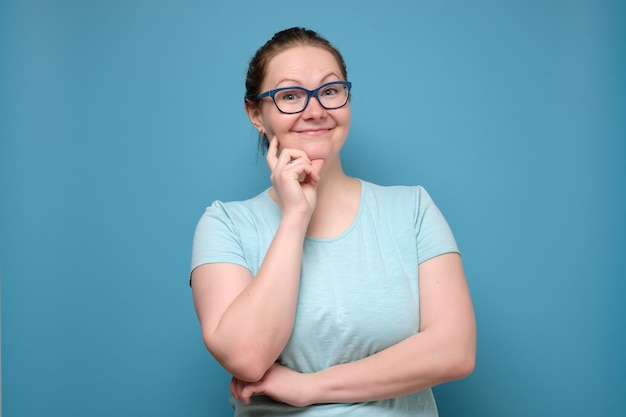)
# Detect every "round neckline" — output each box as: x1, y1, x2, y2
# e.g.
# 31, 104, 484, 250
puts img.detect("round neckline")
264, 179, 365, 243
